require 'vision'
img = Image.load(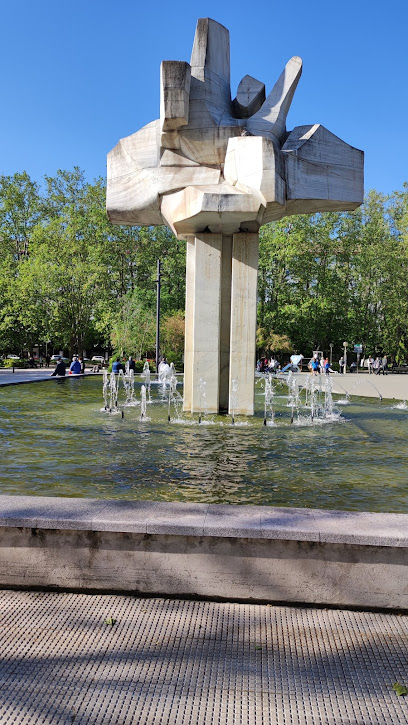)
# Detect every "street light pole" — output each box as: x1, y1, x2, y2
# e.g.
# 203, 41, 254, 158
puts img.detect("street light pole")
155, 259, 161, 374
329, 343, 333, 367
343, 342, 348, 374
